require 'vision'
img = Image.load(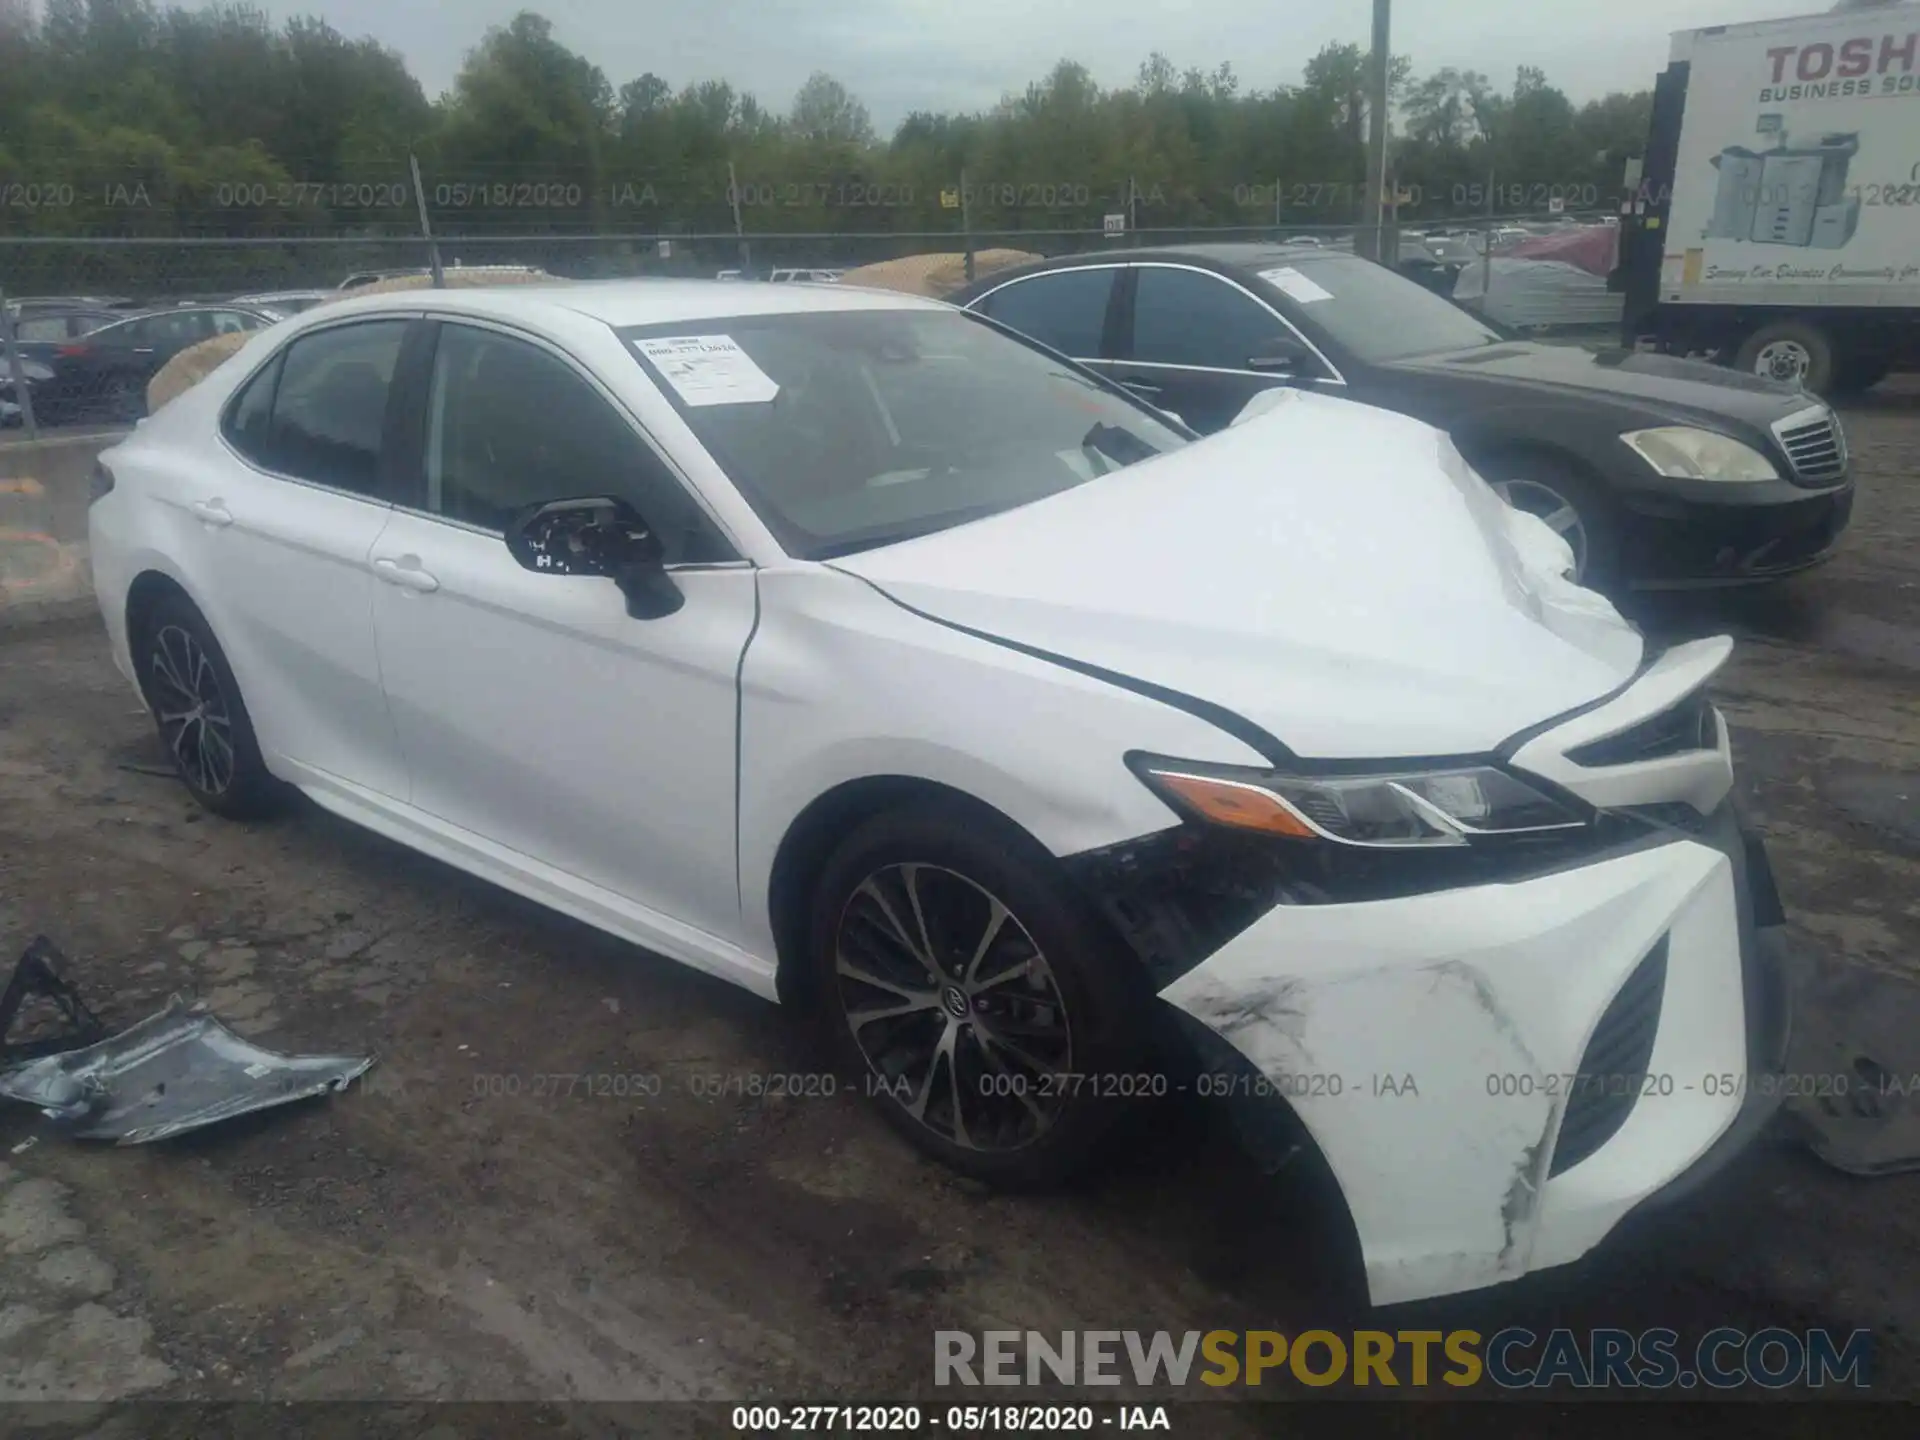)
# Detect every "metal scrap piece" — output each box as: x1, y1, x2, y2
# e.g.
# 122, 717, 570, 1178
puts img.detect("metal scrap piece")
0, 994, 374, 1145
